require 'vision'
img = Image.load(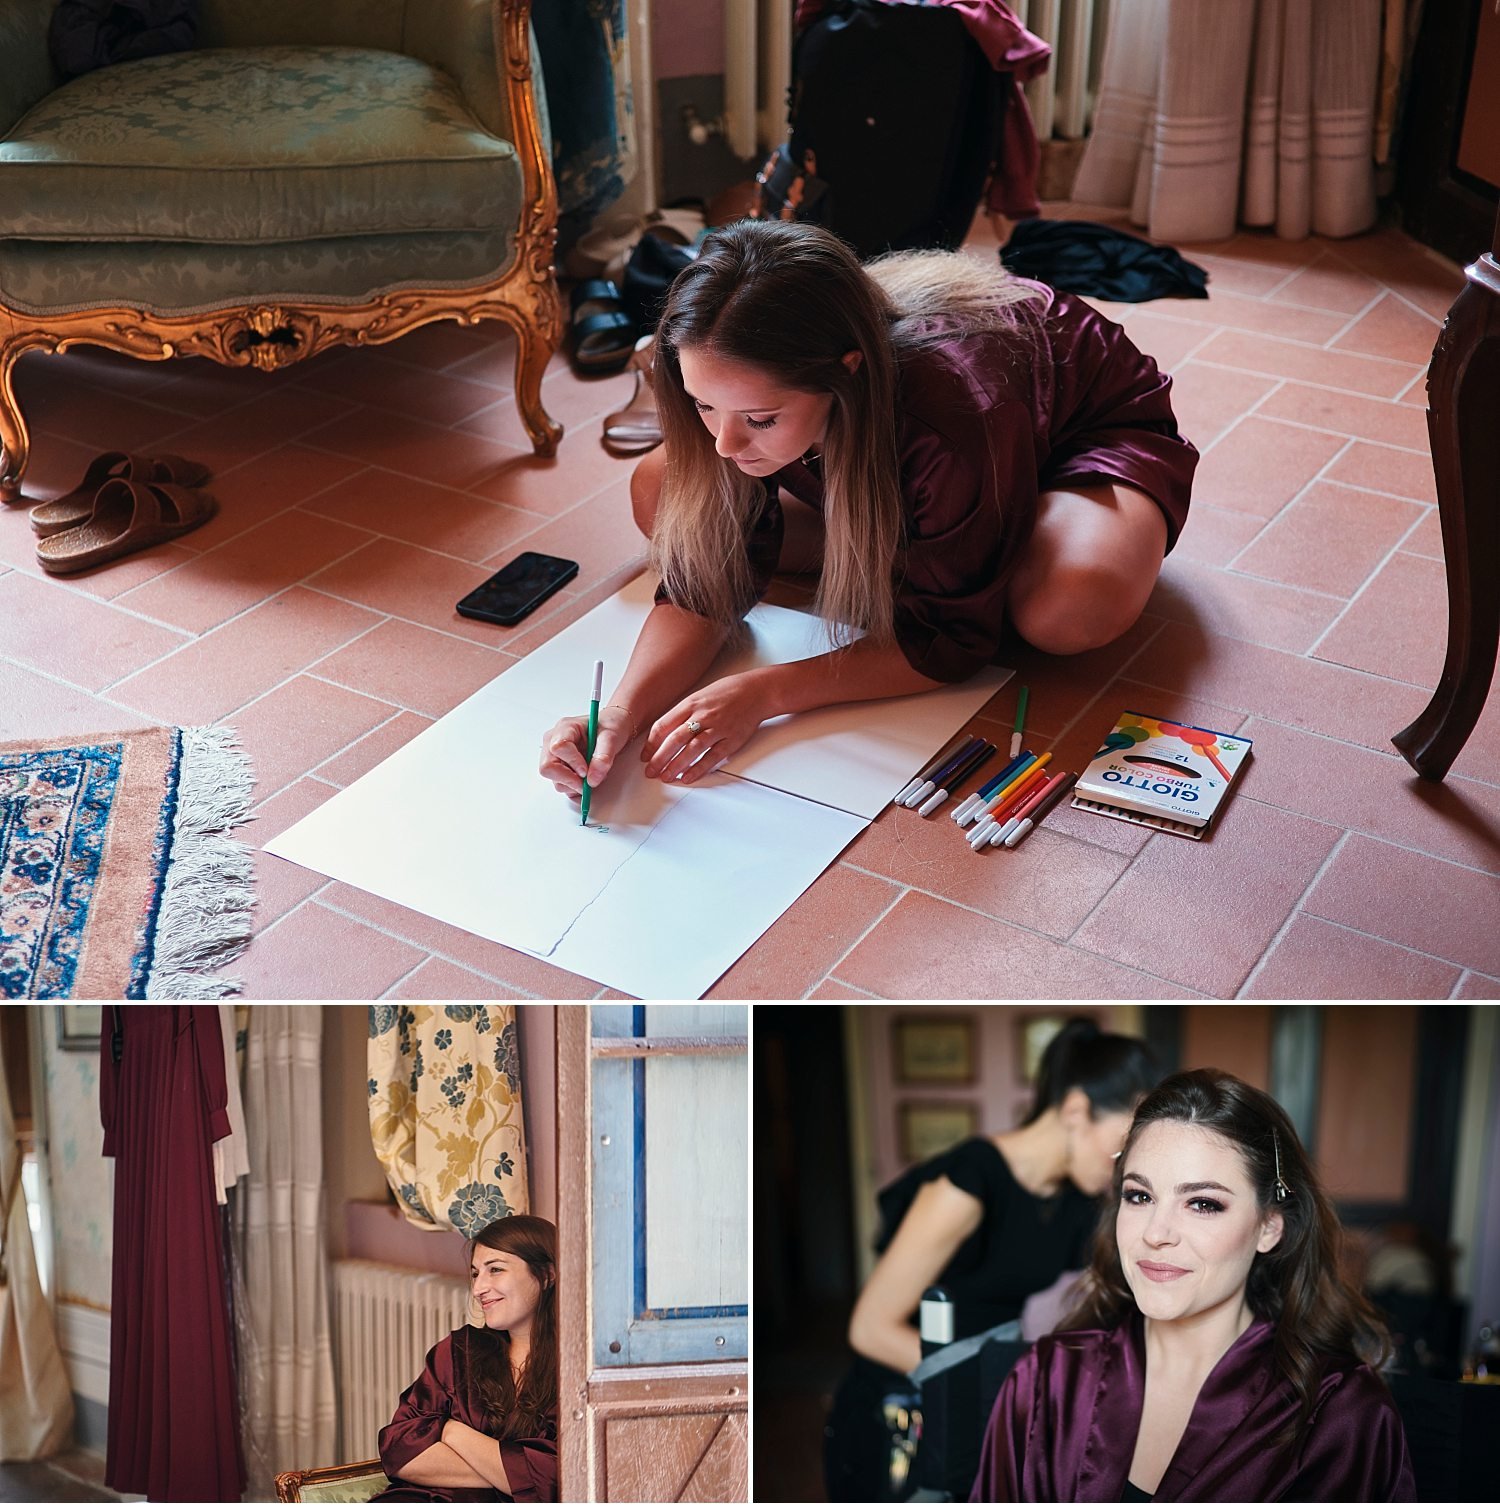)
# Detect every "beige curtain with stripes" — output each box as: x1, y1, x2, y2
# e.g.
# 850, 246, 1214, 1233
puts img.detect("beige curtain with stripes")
1073, 0, 1383, 242
0, 1026, 73, 1461
233, 1005, 336, 1496
367, 1005, 529, 1237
